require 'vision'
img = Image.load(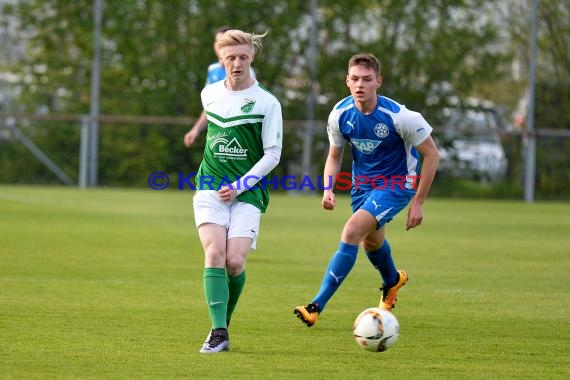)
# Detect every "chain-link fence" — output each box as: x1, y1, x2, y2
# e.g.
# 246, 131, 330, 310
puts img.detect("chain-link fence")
1, 113, 569, 200
0, 114, 329, 190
